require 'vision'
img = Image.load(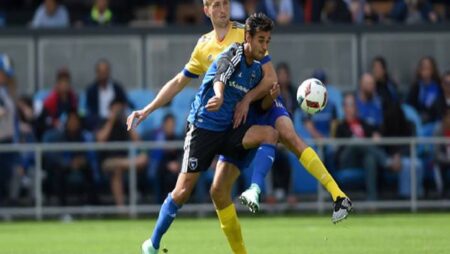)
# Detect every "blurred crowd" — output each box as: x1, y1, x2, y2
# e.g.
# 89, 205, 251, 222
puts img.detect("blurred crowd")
1, 51, 449, 208
0, 0, 449, 28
